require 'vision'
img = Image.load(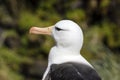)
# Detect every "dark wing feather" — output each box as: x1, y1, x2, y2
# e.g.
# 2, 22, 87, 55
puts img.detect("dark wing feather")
47, 62, 101, 80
